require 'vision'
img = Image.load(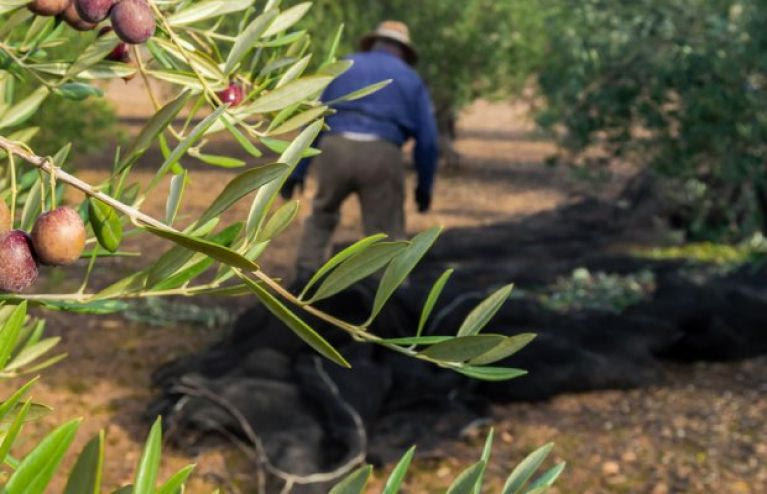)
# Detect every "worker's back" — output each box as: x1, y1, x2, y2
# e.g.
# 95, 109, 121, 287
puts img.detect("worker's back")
323, 50, 428, 146
285, 21, 438, 278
